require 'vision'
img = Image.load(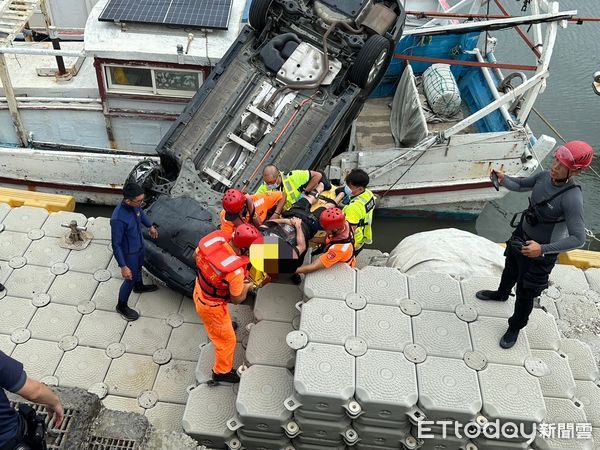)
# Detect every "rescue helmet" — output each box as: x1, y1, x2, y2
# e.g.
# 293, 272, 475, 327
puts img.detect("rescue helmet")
319, 207, 346, 232
555, 141, 594, 170
233, 224, 260, 249
222, 189, 246, 214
